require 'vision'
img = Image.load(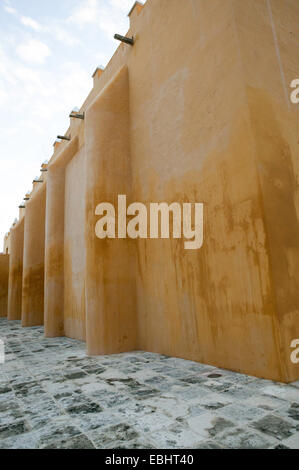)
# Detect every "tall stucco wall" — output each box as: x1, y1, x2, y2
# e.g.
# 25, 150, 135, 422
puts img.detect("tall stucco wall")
233, 0, 299, 382
22, 184, 46, 327
81, 0, 298, 381
7, 0, 299, 382
44, 164, 66, 337
118, 0, 281, 380
7, 218, 24, 320
0, 254, 9, 317
44, 138, 79, 337
64, 146, 86, 341
85, 65, 138, 355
